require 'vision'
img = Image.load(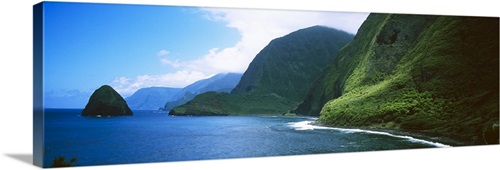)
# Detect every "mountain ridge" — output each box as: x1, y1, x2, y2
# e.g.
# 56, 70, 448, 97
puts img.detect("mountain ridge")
170, 25, 354, 116
303, 14, 498, 145
125, 73, 242, 111
125, 87, 181, 110
162, 73, 242, 111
